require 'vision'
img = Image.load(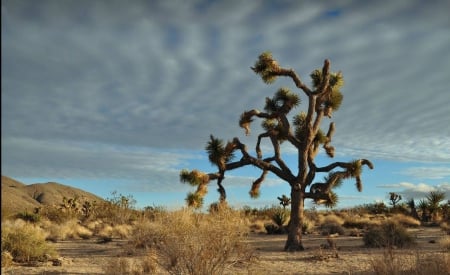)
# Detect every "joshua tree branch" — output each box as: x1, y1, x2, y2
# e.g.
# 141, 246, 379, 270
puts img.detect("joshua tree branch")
316, 159, 374, 173
275, 68, 312, 96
